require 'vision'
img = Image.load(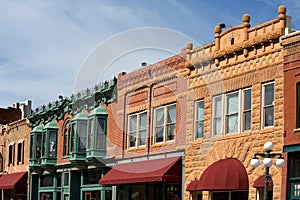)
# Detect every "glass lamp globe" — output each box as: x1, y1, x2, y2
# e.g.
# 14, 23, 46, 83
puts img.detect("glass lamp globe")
250, 158, 260, 168
276, 158, 285, 167
263, 157, 272, 167
264, 142, 274, 151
